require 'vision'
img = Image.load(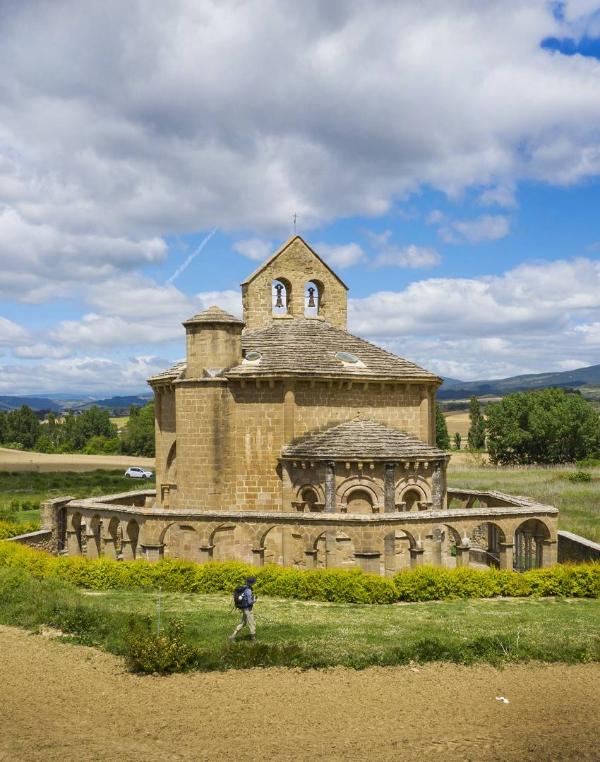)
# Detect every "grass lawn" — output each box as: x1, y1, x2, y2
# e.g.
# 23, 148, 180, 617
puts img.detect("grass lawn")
0, 470, 155, 525
1, 567, 598, 669
447, 465, 600, 543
